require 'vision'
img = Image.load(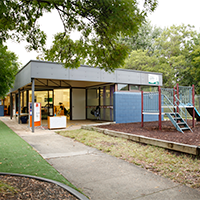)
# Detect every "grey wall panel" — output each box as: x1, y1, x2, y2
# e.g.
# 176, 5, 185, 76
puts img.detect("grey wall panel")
100, 70, 116, 82
30, 61, 162, 86
31, 62, 70, 79
140, 73, 148, 85
116, 70, 141, 84
10, 62, 32, 92
115, 71, 162, 86
70, 67, 101, 81
10, 61, 163, 94
31, 61, 103, 82
159, 75, 163, 86
131, 72, 141, 84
